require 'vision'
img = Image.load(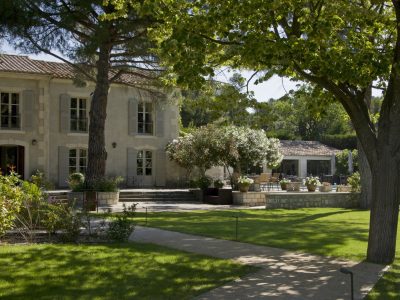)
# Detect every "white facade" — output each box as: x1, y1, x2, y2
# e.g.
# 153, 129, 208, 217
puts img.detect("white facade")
0, 70, 184, 187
